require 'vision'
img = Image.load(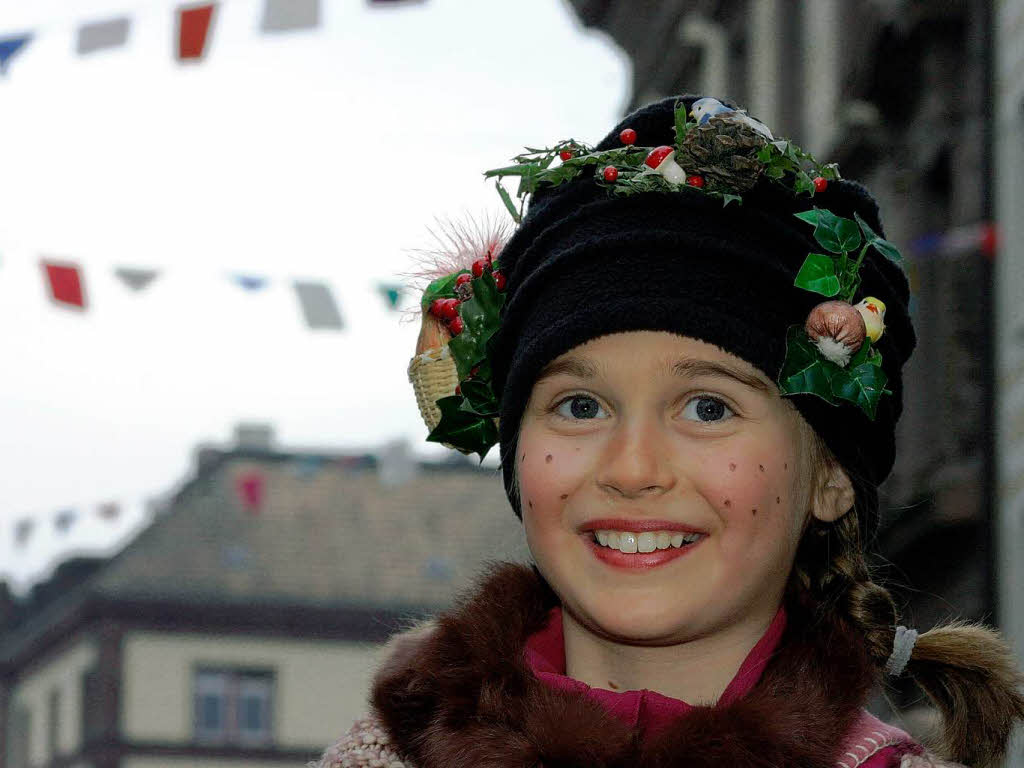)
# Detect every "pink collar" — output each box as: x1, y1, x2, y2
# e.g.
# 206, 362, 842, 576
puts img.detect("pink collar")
523, 605, 788, 737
